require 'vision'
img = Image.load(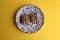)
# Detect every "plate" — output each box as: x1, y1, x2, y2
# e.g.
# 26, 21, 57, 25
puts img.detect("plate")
16, 4, 44, 34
